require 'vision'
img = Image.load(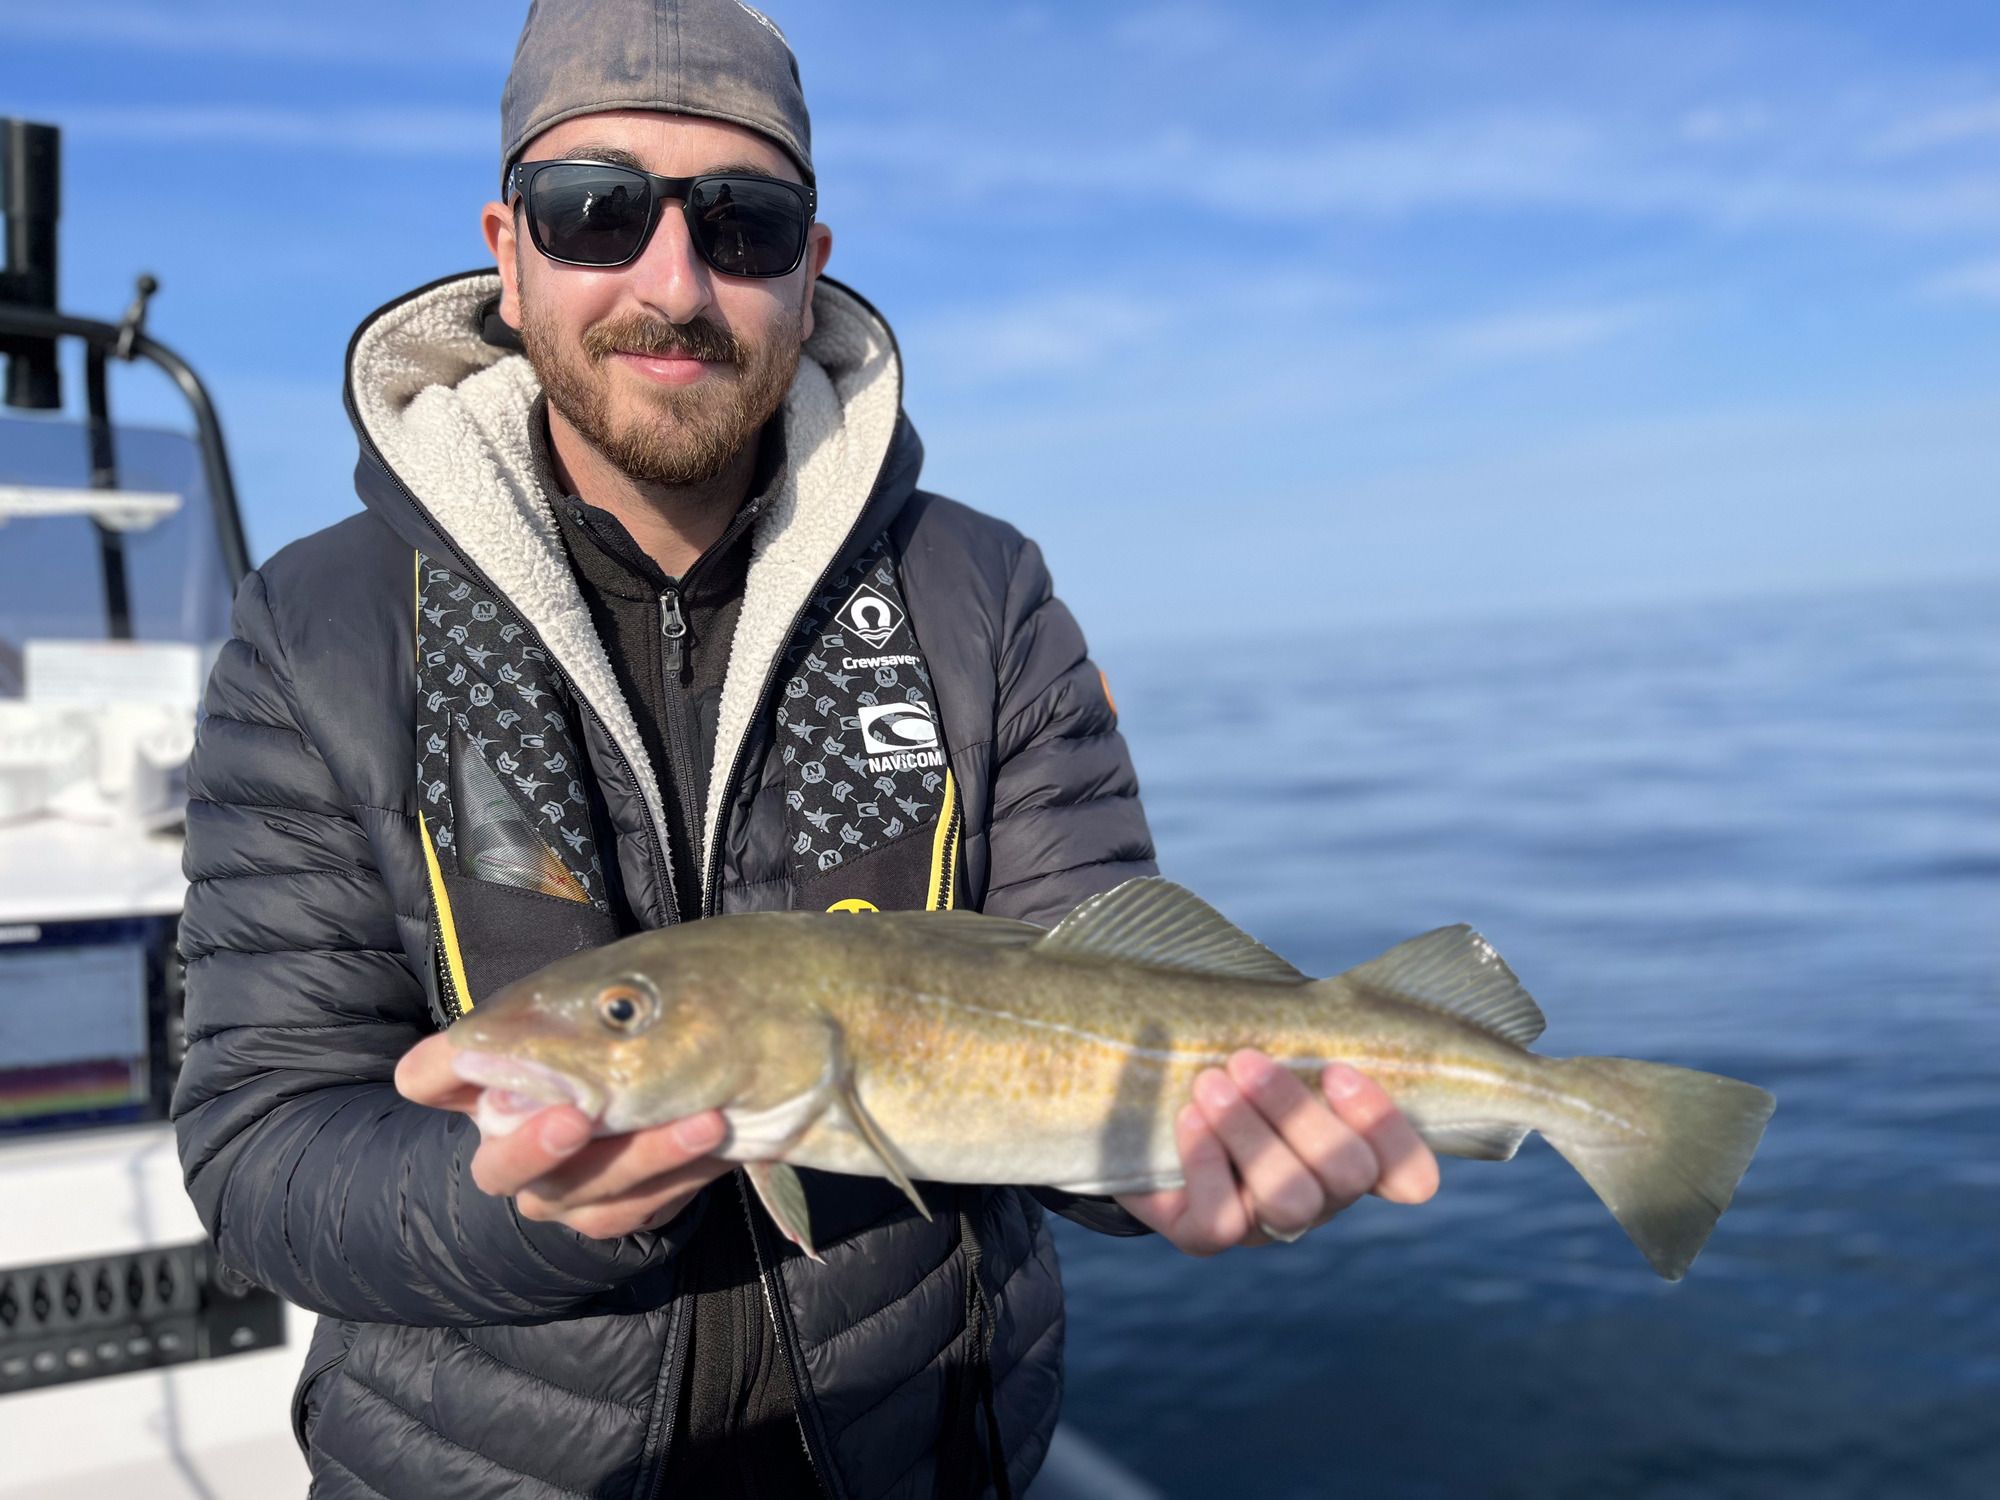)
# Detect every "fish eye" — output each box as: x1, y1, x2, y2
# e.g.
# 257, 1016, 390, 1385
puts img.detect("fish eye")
595, 981, 657, 1033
